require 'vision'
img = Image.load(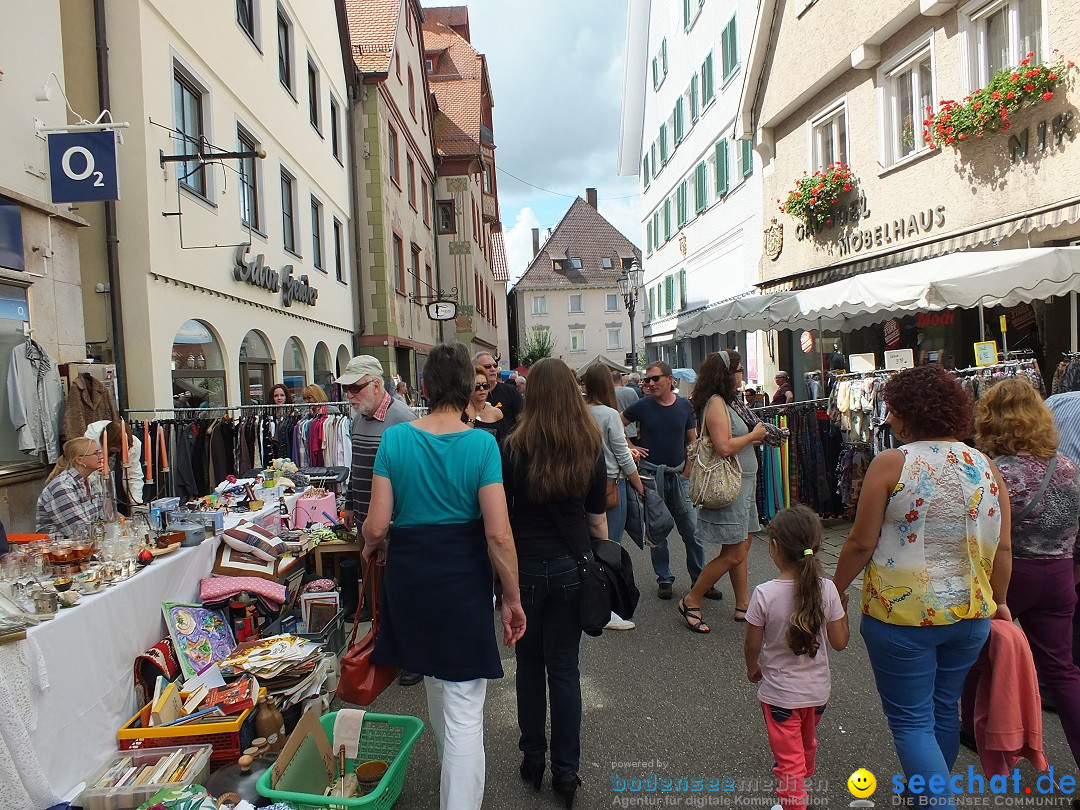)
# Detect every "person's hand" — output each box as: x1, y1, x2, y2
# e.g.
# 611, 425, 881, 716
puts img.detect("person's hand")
993, 603, 1012, 622
360, 540, 385, 565
632, 479, 645, 497
501, 598, 527, 646
629, 446, 649, 462
751, 422, 768, 442
839, 589, 850, 612
747, 664, 762, 683
342, 509, 355, 529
